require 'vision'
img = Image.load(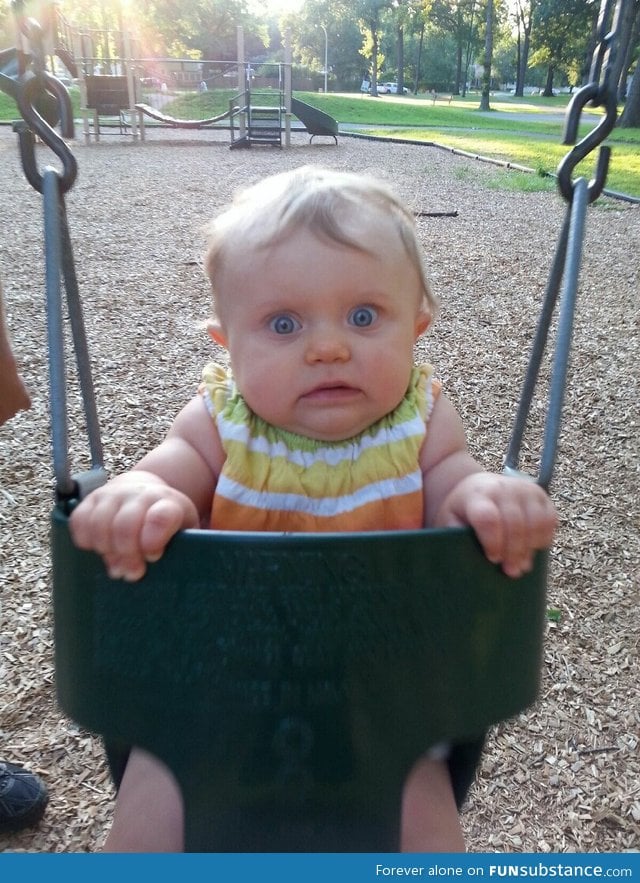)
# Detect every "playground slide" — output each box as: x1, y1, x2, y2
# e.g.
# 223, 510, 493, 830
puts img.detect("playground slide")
291, 97, 338, 141
135, 102, 234, 129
